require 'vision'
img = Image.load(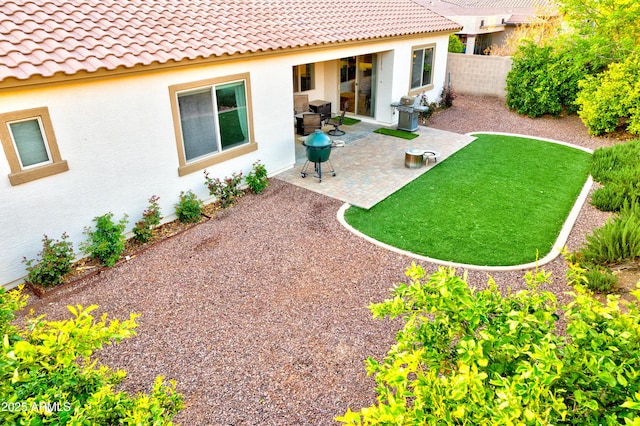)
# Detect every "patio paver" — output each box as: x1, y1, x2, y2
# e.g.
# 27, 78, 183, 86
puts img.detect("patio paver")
275, 122, 476, 209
